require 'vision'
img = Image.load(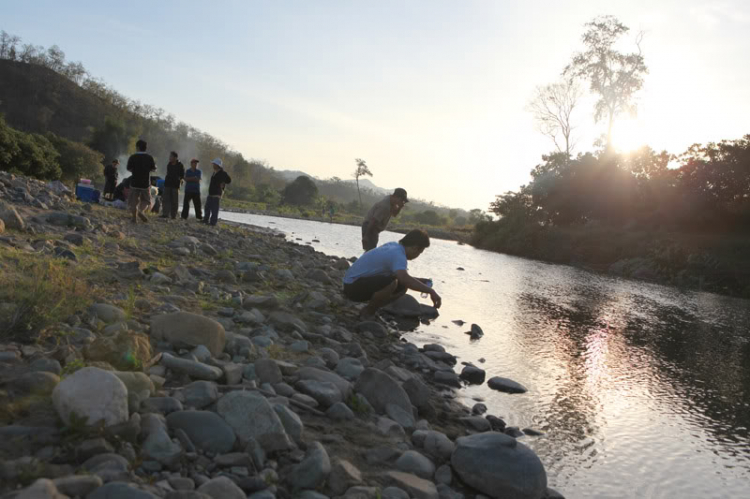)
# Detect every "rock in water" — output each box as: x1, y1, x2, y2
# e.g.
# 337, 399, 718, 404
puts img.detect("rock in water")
466, 324, 483, 340
52, 367, 128, 427
487, 377, 527, 394
459, 366, 486, 385
450, 432, 546, 499
150, 312, 226, 357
